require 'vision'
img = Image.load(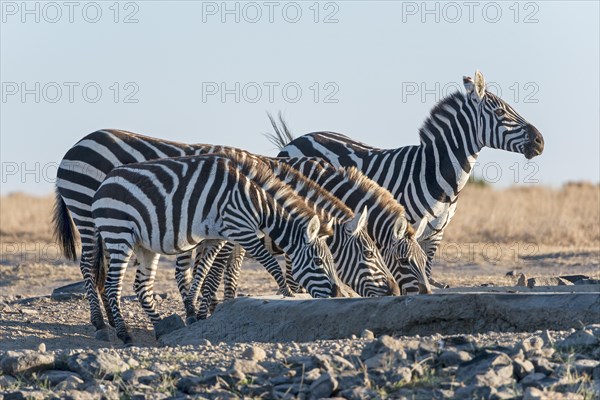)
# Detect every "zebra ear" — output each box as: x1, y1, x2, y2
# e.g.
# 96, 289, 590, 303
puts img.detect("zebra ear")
305, 215, 321, 243
474, 70, 486, 99
414, 218, 428, 241
392, 217, 408, 240
347, 206, 369, 236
